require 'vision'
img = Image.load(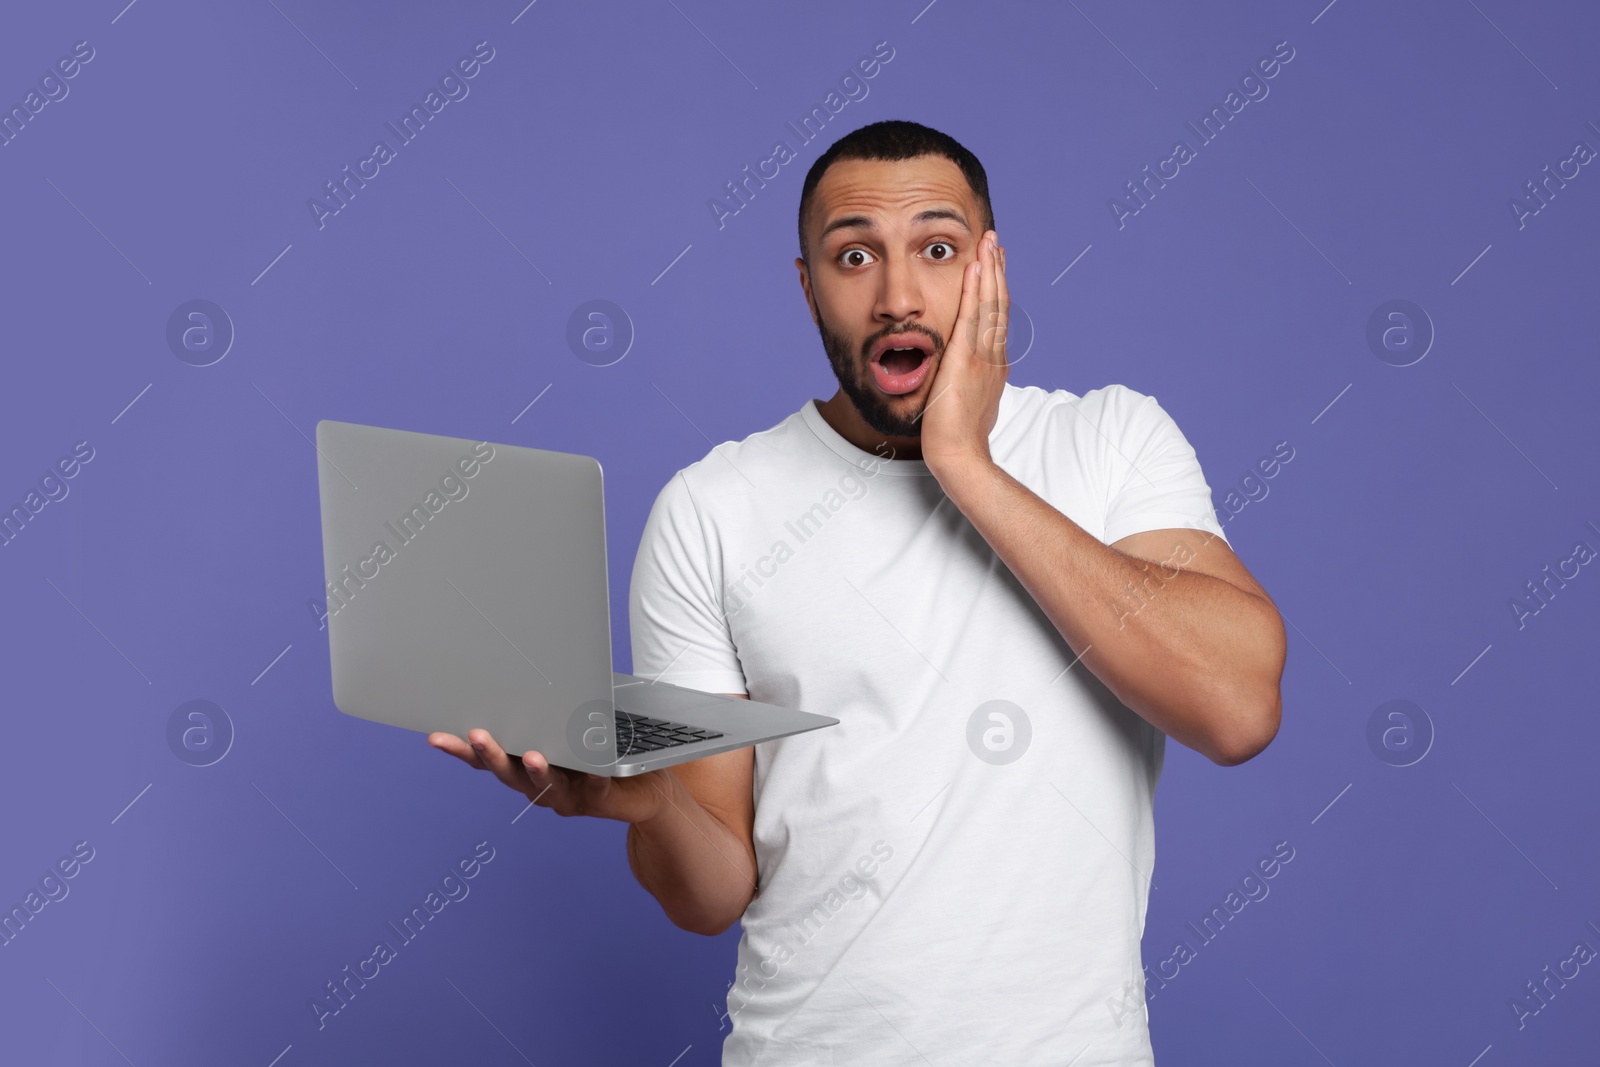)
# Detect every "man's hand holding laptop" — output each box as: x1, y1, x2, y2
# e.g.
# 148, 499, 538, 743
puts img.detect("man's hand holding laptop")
427, 697, 762, 937
427, 726, 667, 823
